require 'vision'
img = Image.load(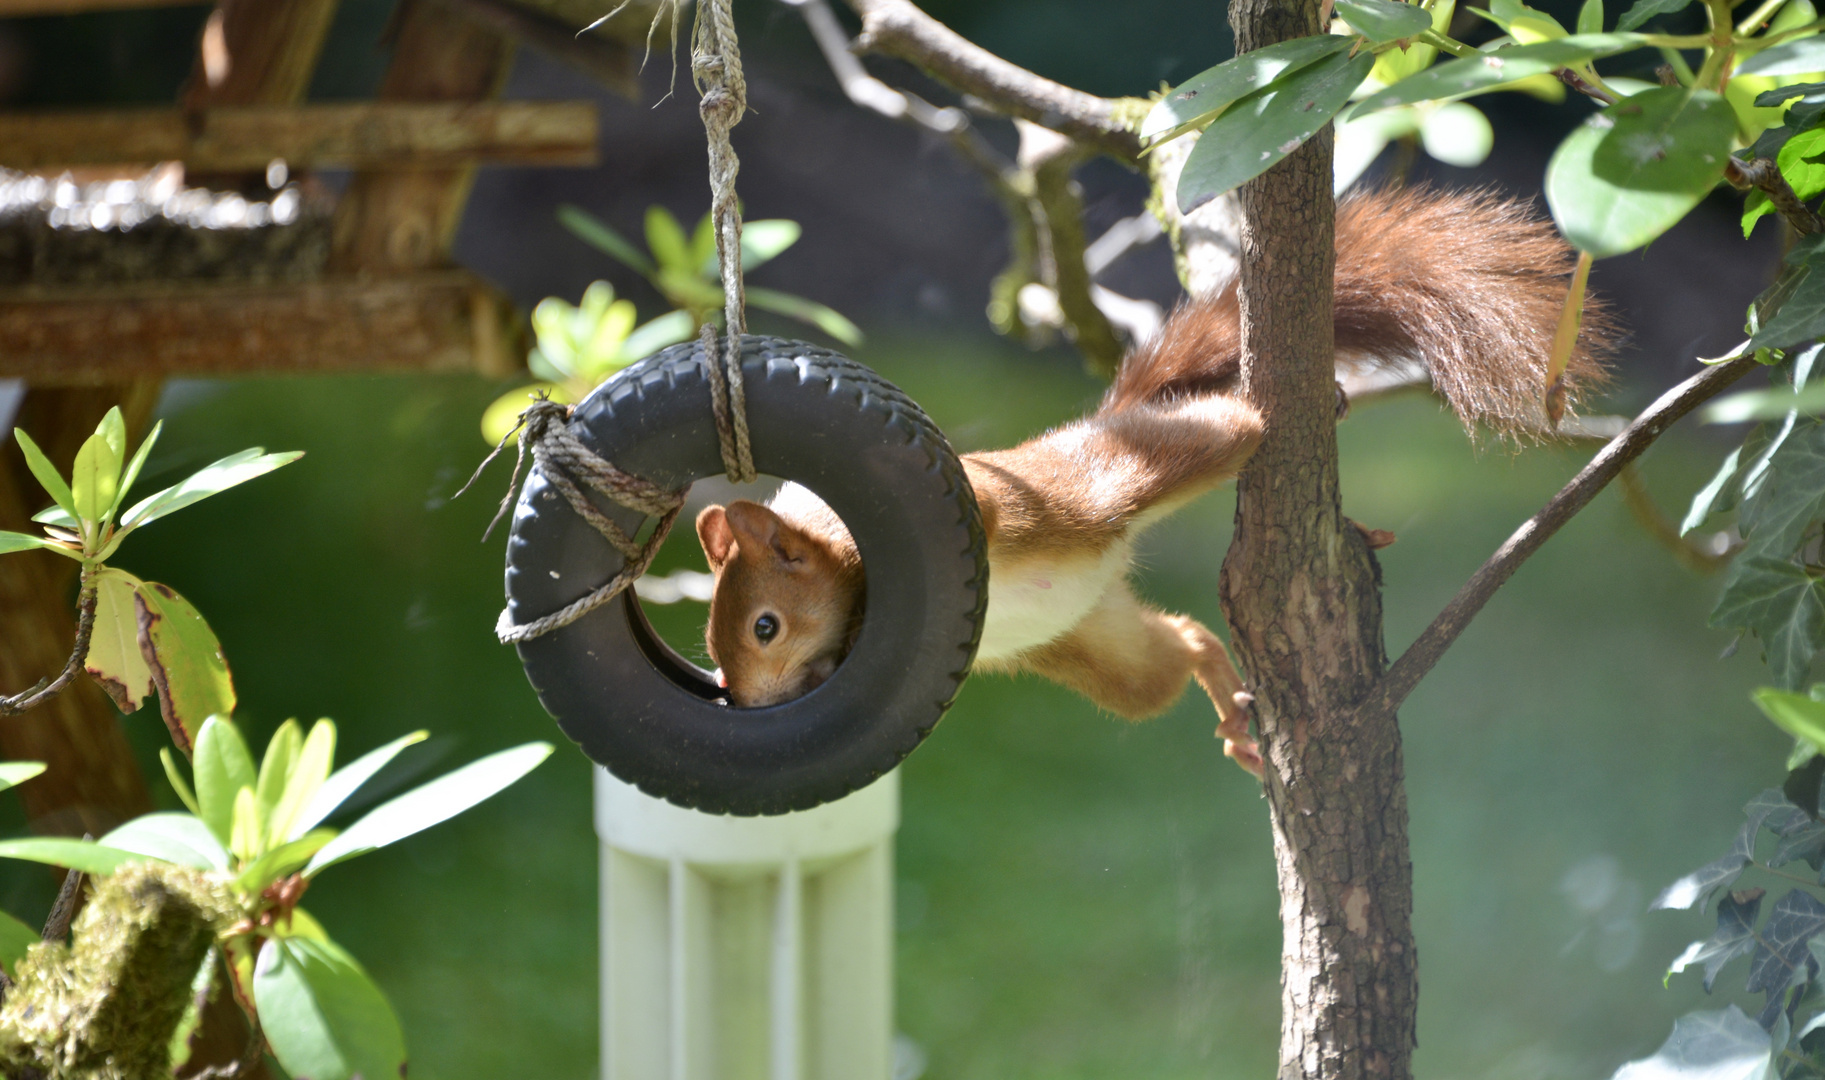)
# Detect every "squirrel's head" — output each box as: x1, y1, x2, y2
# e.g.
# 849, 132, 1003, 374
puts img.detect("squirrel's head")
695, 499, 864, 708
